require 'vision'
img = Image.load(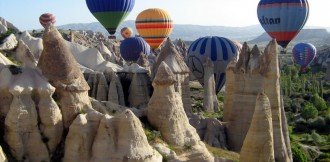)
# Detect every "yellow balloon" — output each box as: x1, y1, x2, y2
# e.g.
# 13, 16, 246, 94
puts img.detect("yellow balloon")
135, 8, 173, 49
